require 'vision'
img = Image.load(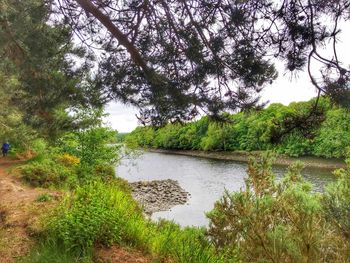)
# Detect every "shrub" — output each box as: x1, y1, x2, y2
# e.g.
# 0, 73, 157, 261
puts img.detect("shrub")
277, 131, 312, 157
148, 222, 227, 263
56, 153, 80, 167
20, 159, 75, 188
313, 108, 350, 158
57, 127, 120, 167
323, 159, 350, 257
74, 164, 117, 184
207, 153, 347, 262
